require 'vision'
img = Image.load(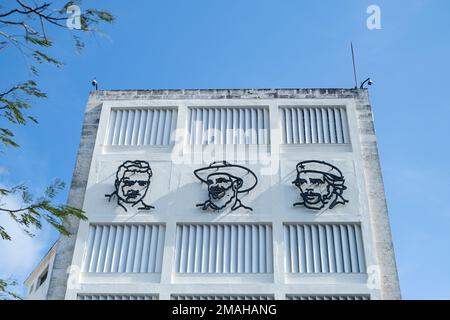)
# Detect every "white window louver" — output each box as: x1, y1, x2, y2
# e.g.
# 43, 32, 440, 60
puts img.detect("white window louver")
284, 224, 366, 273
83, 224, 165, 273
187, 107, 270, 144
106, 108, 177, 146
171, 295, 274, 300
175, 224, 273, 273
286, 295, 369, 300
78, 294, 158, 300
279, 107, 350, 144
